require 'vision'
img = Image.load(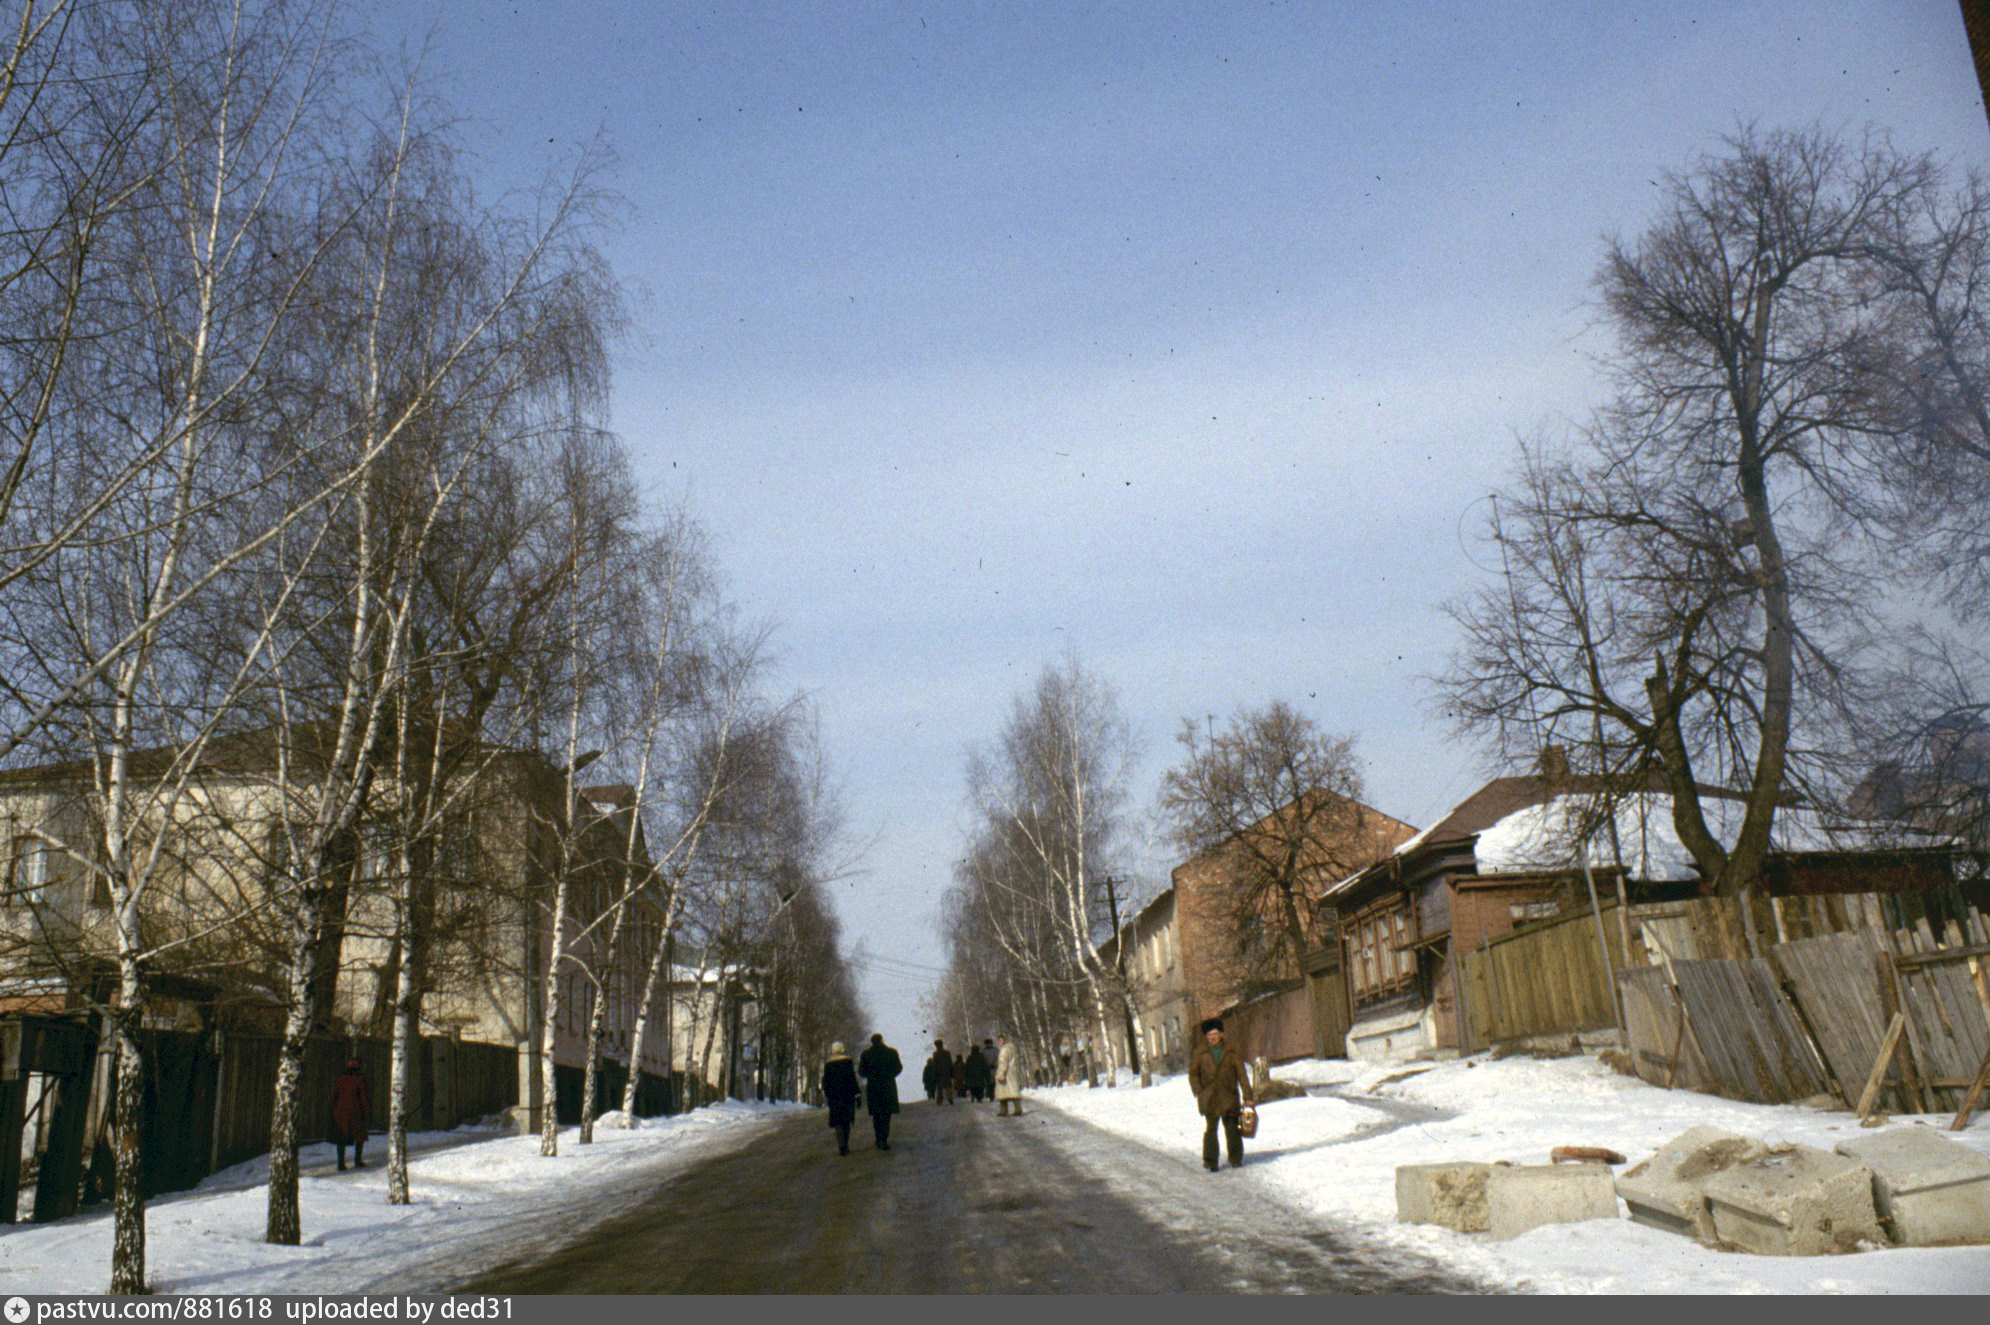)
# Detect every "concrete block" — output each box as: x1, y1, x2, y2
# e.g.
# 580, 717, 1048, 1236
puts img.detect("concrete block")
1701, 1145, 1882, 1255
1616, 1126, 1767, 1243
1395, 1161, 1494, 1232
1836, 1127, 1990, 1247
1485, 1163, 1619, 1240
